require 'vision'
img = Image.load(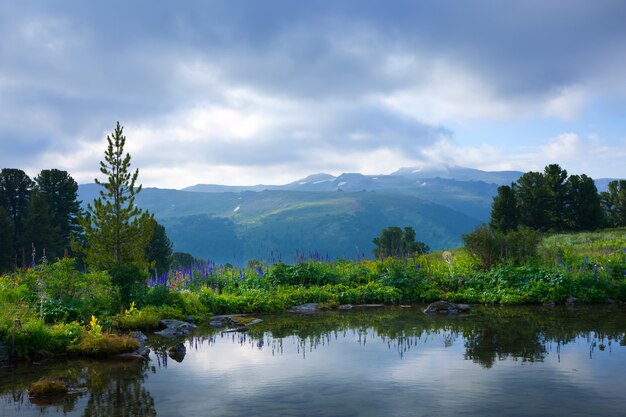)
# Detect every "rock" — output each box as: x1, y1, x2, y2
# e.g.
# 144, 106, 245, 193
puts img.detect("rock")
0, 341, 9, 362
288, 303, 318, 313
168, 343, 186, 362
543, 301, 557, 307
209, 315, 262, 328
185, 315, 195, 323
155, 319, 197, 339
338, 304, 353, 310
423, 301, 470, 315
352, 304, 385, 308
606, 298, 616, 305
134, 331, 150, 358
566, 297, 581, 306
115, 331, 150, 360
